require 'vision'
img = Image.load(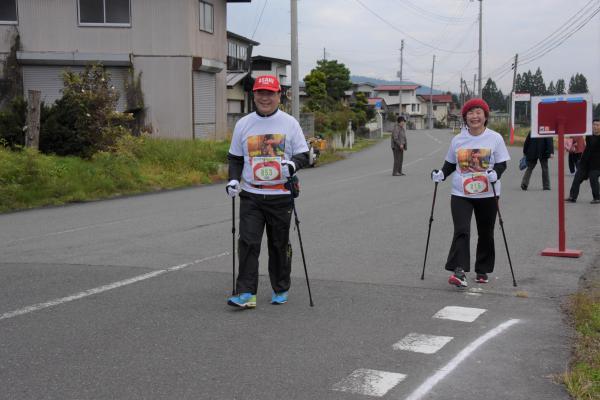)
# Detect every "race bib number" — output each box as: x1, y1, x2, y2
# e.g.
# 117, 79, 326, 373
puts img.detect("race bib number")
252, 156, 282, 181
462, 173, 490, 195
